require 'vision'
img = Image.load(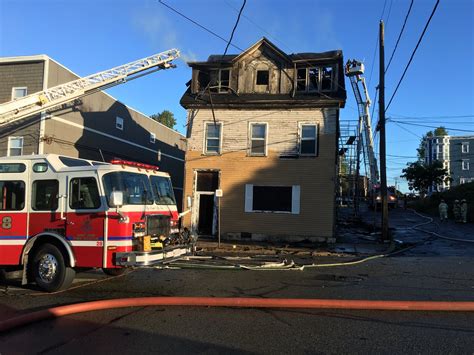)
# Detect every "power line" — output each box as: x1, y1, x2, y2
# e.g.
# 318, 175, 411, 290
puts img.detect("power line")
385, 0, 414, 73
388, 113, 474, 119
389, 120, 474, 133
223, 0, 246, 56
392, 121, 422, 138
158, 0, 244, 52
386, 0, 440, 110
